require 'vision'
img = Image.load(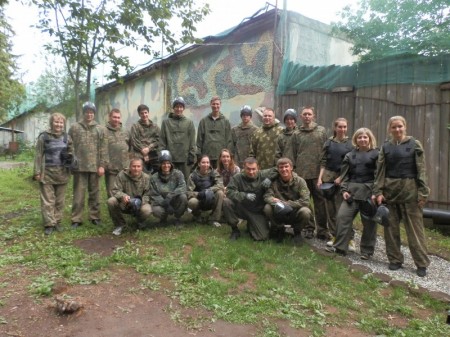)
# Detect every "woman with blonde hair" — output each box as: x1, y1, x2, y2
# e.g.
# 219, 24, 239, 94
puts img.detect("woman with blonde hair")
373, 116, 430, 277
